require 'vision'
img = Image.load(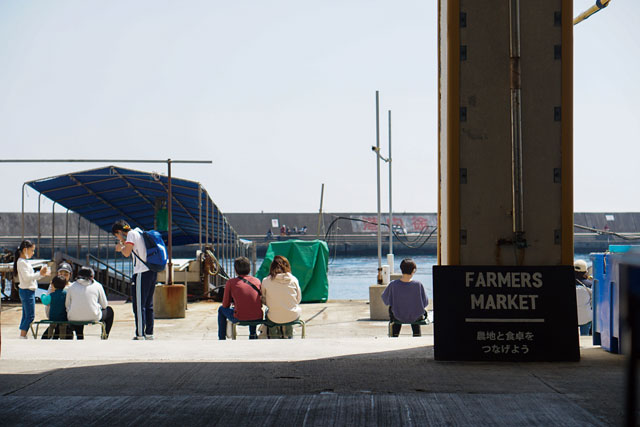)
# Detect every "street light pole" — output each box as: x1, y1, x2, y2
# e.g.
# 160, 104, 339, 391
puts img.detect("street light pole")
387, 110, 394, 273
375, 91, 382, 274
